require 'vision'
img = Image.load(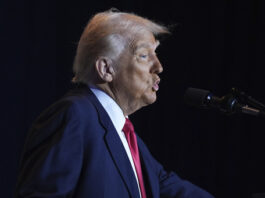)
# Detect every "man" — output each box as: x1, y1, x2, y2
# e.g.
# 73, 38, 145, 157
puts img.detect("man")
15, 10, 215, 198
